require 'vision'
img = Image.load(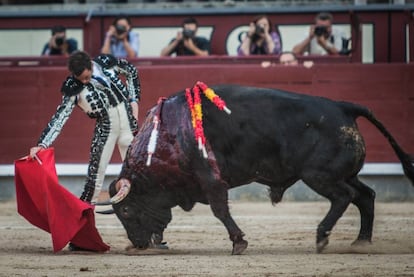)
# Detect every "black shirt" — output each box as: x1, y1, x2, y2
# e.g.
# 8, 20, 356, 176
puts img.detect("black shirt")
168, 36, 210, 56
41, 38, 78, 55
